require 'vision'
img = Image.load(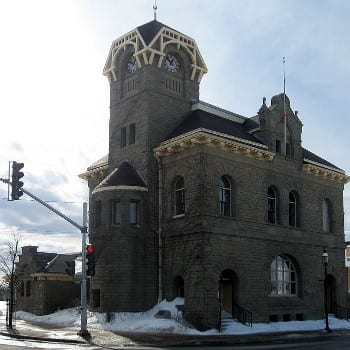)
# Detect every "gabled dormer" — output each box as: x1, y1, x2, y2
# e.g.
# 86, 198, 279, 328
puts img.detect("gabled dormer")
252, 93, 303, 162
